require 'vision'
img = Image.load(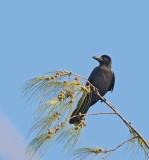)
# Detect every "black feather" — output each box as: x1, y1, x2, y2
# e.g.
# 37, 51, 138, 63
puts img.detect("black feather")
69, 55, 115, 124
